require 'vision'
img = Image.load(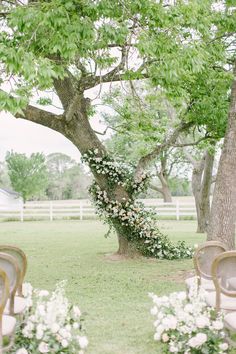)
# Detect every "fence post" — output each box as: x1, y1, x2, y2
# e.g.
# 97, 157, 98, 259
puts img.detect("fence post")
176, 200, 180, 221
50, 201, 53, 221
20, 205, 24, 222
80, 201, 83, 220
